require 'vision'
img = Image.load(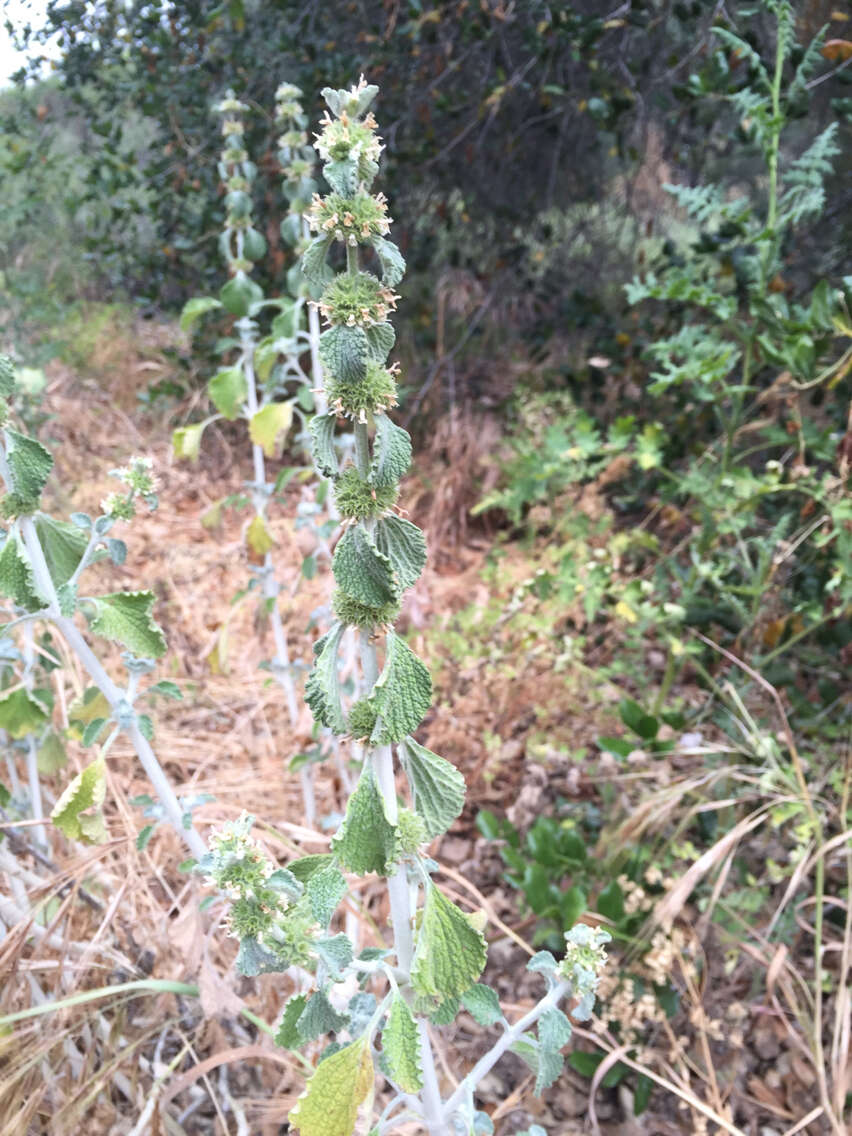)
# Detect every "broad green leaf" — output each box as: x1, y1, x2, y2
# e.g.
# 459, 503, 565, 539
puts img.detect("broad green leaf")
0, 531, 43, 611
4, 429, 53, 506
272, 301, 300, 340
314, 933, 354, 979
236, 936, 286, 976
539, 1007, 573, 1052
534, 1008, 573, 1095
533, 1045, 564, 1096
323, 158, 358, 195
363, 322, 395, 364
305, 622, 347, 734
332, 766, 396, 876
172, 422, 206, 462
249, 402, 293, 458
220, 272, 264, 317
275, 994, 308, 1049
254, 336, 279, 384
302, 235, 333, 286
34, 515, 88, 588
0, 355, 16, 398
411, 884, 487, 1005
51, 757, 107, 844
288, 853, 335, 883
288, 1037, 373, 1136
37, 729, 67, 774
180, 296, 222, 334
319, 325, 369, 384
398, 736, 465, 840
369, 416, 411, 489
382, 994, 422, 1093
0, 687, 50, 739
297, 988, 350, 1042
246, 513, 275, 557
309, 413, 339, 479
370, 236, 406, 287
374, 515, 426, 592
306, 866, 347, 927
461, 983, 503, 1027
85, 591, 167, 658
333, 525, 397, 606
367, 631, 432, 745
67, 688, 111, 741
208, 366, 247, 420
